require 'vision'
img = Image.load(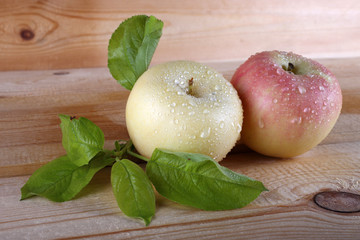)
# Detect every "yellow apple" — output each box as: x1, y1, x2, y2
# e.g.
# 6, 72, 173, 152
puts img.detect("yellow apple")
126, 61, 243, 161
